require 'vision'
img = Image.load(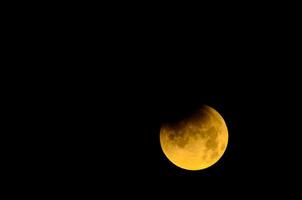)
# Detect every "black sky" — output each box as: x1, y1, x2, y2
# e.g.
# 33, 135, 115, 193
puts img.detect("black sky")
7, 5, 302, 197
26, 16, 300, 193
33, 38, 298, 197
76, 60, 298, 181
59, 47, 298, 188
